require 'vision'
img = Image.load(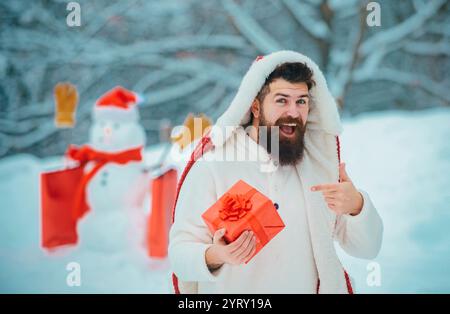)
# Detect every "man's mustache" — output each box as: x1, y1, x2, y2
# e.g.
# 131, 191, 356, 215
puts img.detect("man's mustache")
274, 117, 304, 129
